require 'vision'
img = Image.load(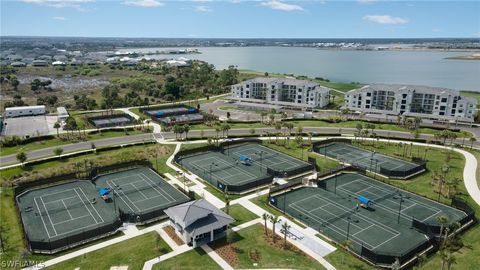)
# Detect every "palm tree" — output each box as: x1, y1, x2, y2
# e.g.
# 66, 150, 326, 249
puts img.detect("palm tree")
274, 122, 282, 144
469, 137, 476, 149
269, 215, 281, 243
281, 221, 291, 248
416, 253, 427, 269
183, 124, 190, 139
440, 249, 448, 270
297, 124, 303, 135
446, 251, 456, 270
249, 128, 255, 136
262, 213, 269, 235
222, 123, 231, 137
268, 113, 275, 124
53, 122, 61, 137
436, 215, 449, 245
